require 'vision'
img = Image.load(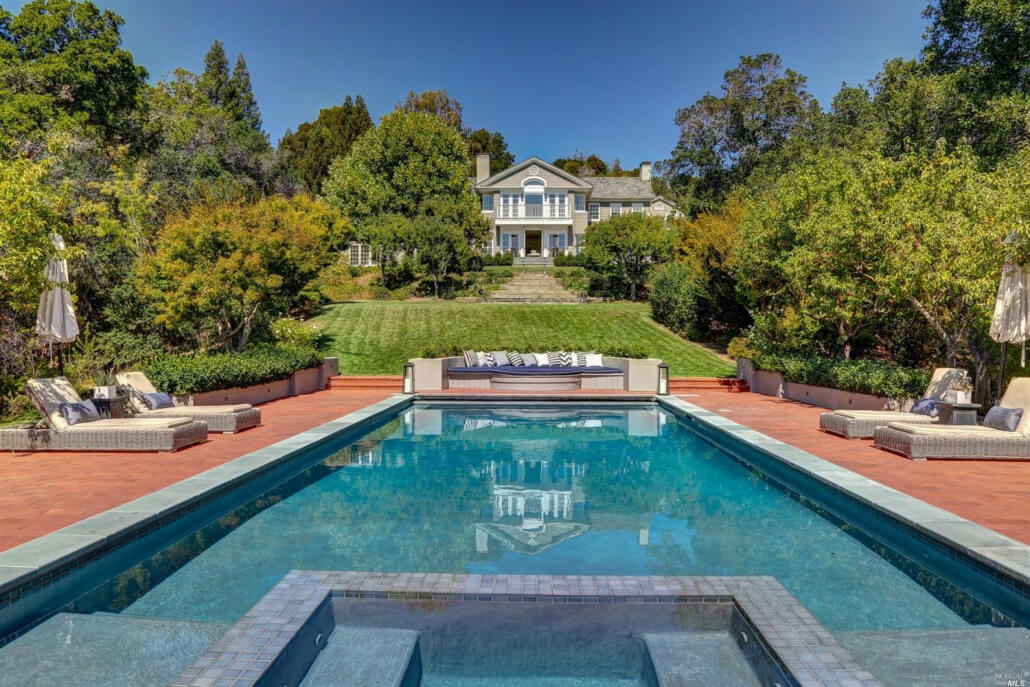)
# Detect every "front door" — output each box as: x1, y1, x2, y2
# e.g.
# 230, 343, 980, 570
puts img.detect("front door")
525, 230, 542, 255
